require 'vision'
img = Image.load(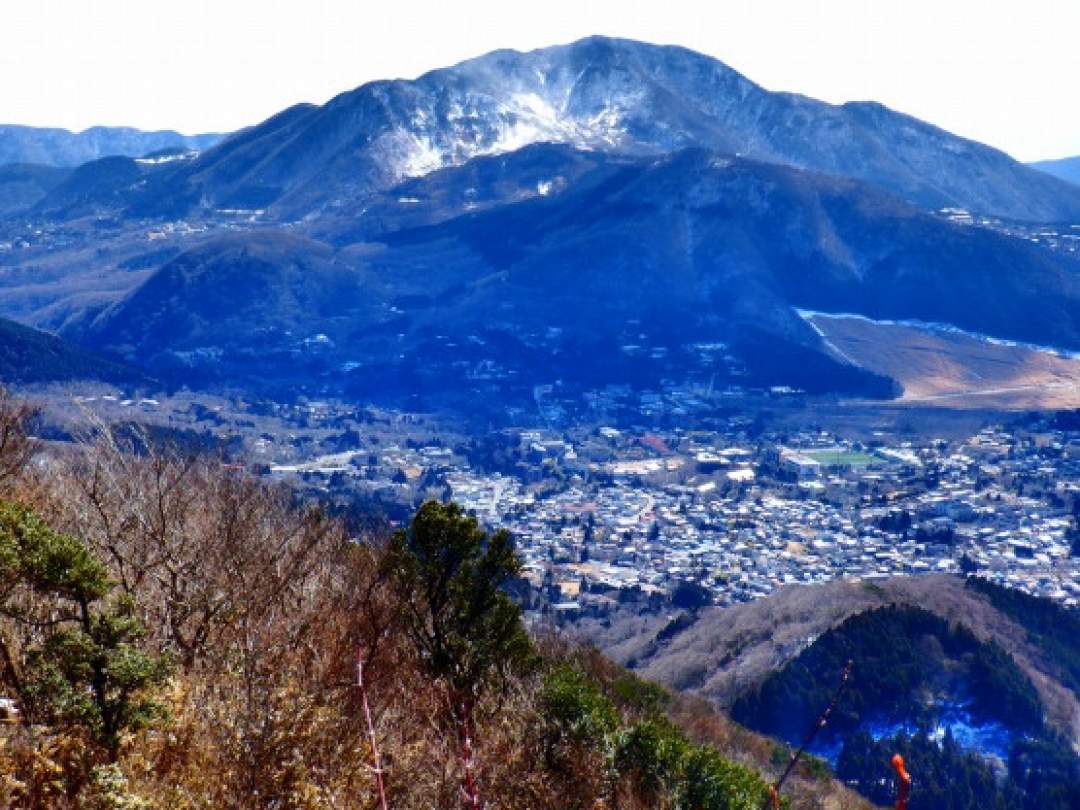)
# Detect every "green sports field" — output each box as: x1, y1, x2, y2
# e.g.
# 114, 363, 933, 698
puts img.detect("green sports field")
804, 450, 881, 468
